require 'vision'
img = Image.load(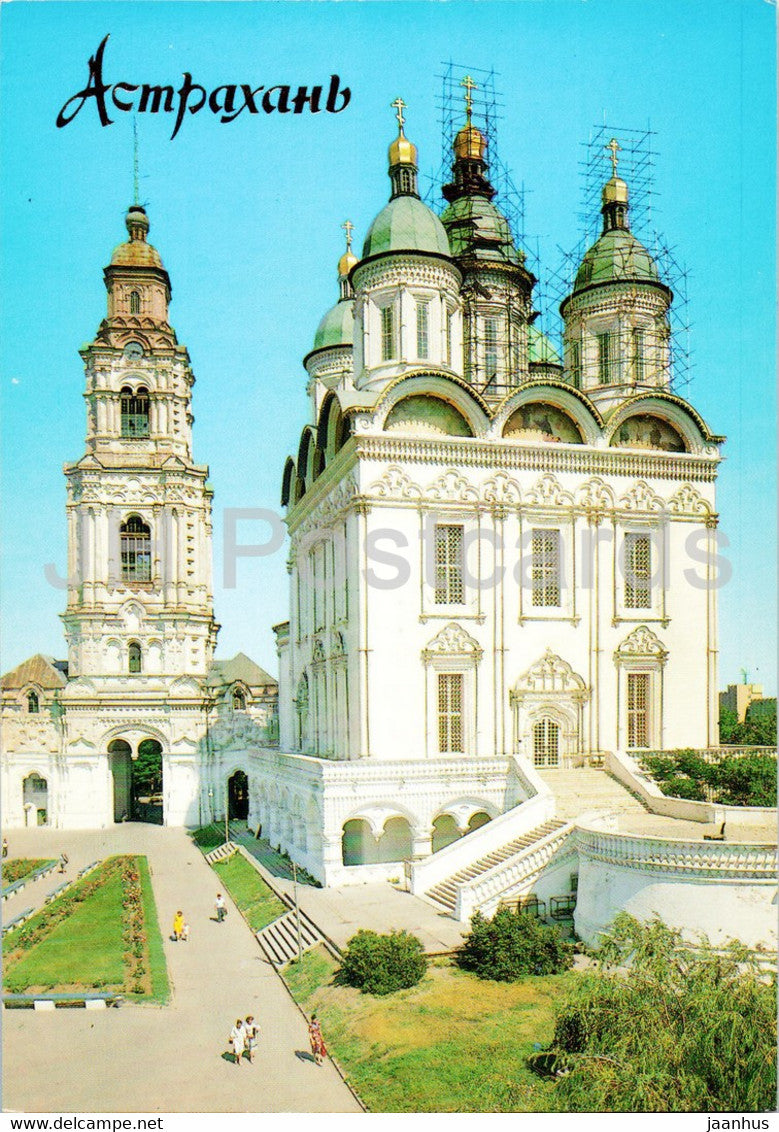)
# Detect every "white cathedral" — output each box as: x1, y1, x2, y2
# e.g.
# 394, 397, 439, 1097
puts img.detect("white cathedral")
3, 97, 773, 947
